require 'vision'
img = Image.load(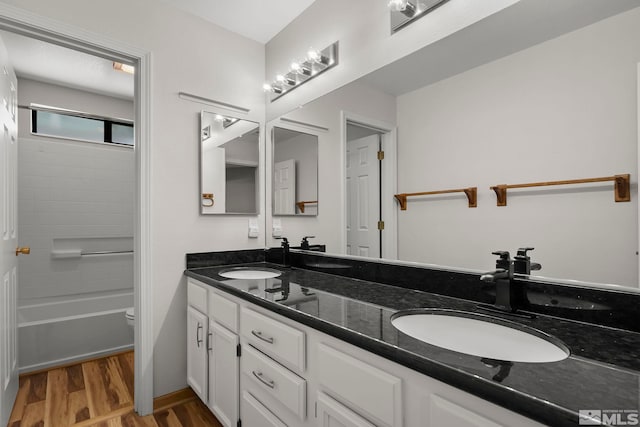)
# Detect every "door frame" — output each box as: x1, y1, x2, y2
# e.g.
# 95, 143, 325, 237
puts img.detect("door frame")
340, 111, 397, 260
0, 4, 154, 415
